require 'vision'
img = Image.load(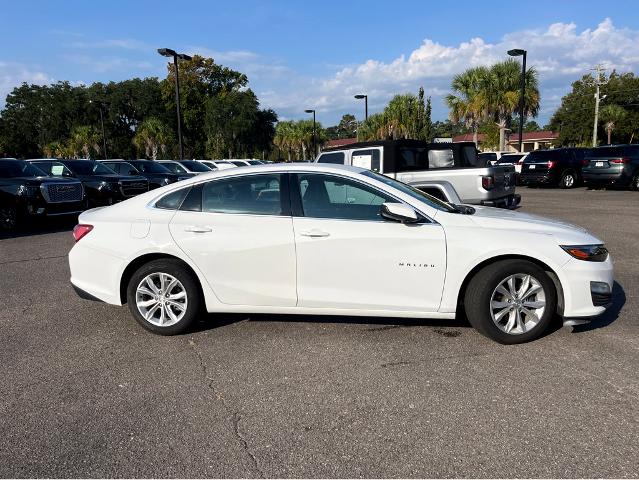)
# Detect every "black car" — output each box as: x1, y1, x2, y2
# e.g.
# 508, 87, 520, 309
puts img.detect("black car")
582, 145, 639, 190
0, 159, 86, 231
519, 148, 592, 188
99, 159, 192, 190
27, 159, 149, 207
